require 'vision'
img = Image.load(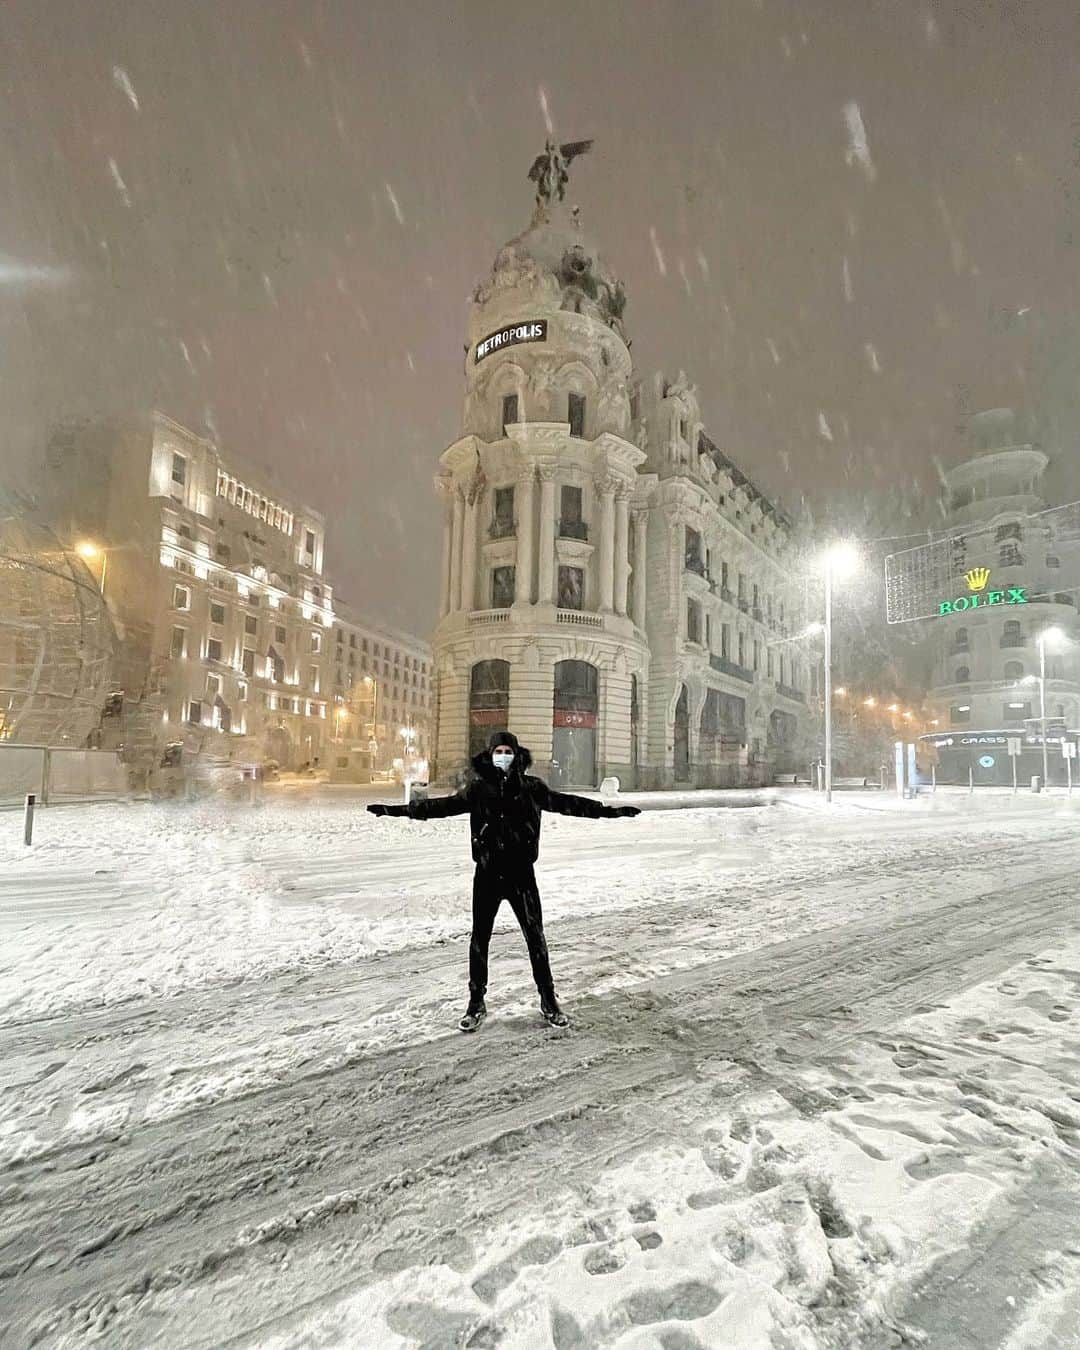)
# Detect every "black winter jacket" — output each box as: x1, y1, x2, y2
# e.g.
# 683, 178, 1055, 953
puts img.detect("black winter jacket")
385, 744, 624, 866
